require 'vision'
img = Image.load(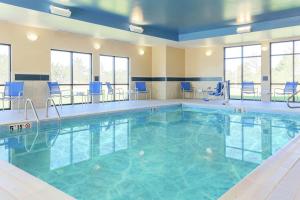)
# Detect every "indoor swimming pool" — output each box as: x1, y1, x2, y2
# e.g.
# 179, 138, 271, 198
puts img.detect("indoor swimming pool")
0, 105, 299, 200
